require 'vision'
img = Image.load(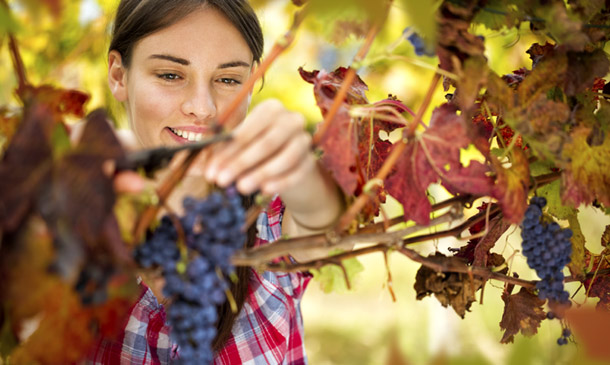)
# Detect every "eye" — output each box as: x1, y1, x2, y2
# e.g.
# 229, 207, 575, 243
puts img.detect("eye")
157, 73, 181, 81
217, 78, 241, 85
